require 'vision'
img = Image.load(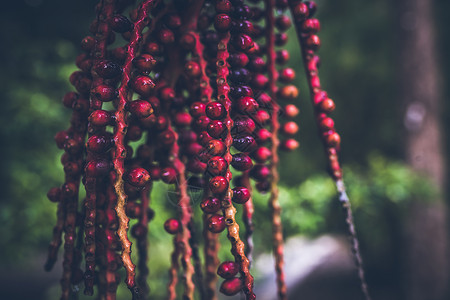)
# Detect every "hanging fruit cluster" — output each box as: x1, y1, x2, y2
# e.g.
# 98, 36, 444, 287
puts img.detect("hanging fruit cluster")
45, 0, 370, 300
